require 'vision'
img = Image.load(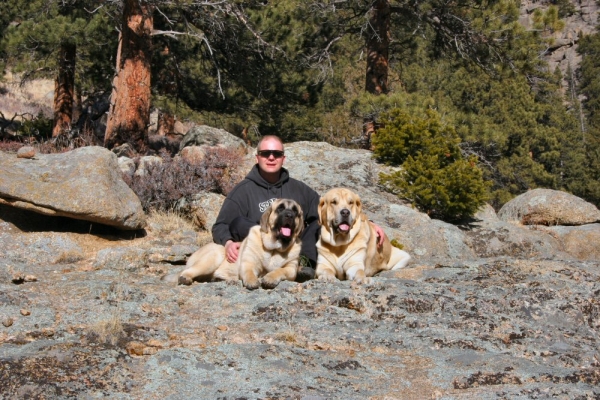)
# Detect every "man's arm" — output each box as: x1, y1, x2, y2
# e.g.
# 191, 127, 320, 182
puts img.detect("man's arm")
224, 240, 241, 263
369, 221, 385, 247
211, 198, 242, 245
